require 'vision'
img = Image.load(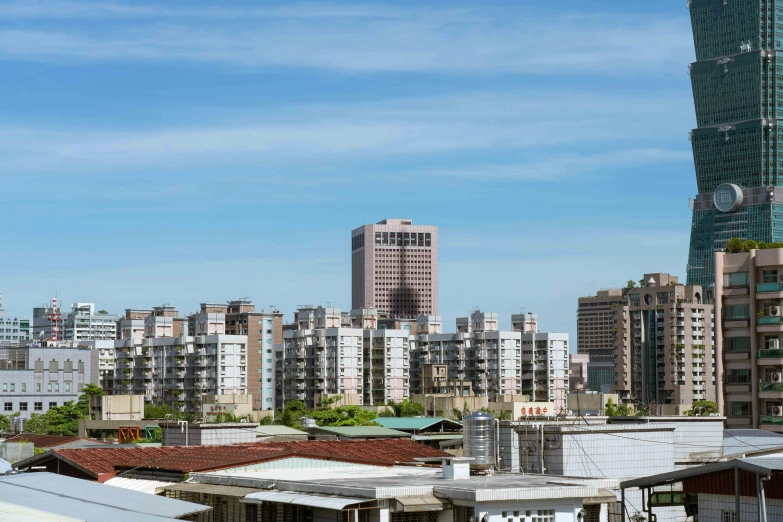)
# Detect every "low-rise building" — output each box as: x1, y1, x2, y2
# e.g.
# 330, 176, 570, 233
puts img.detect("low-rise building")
0, 345, 99, 419
0, 314, 28, 346
621, 454, 783, 522
193, 458, 618, 522
88, 394, 143, 420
